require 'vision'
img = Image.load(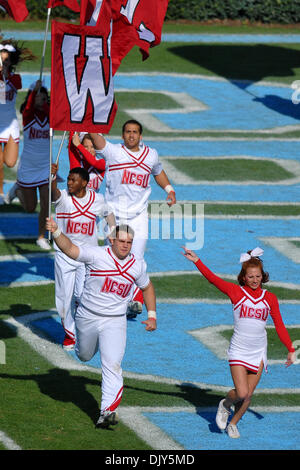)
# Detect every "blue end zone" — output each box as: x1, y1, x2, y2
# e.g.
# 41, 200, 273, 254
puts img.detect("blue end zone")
143, 409, 300, 450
